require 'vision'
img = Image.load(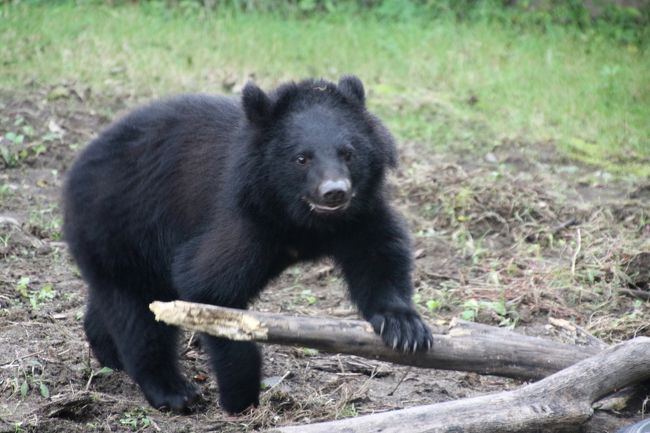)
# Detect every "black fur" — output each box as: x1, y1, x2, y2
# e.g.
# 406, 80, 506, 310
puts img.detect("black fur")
63, 76, 433, 414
